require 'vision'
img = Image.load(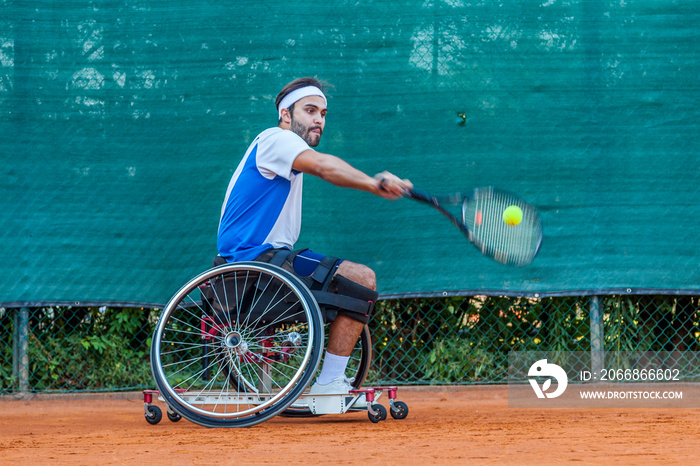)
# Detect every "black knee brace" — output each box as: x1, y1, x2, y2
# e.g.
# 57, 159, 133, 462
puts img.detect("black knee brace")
313, 275, 378, 325
256, 249, 378, 324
